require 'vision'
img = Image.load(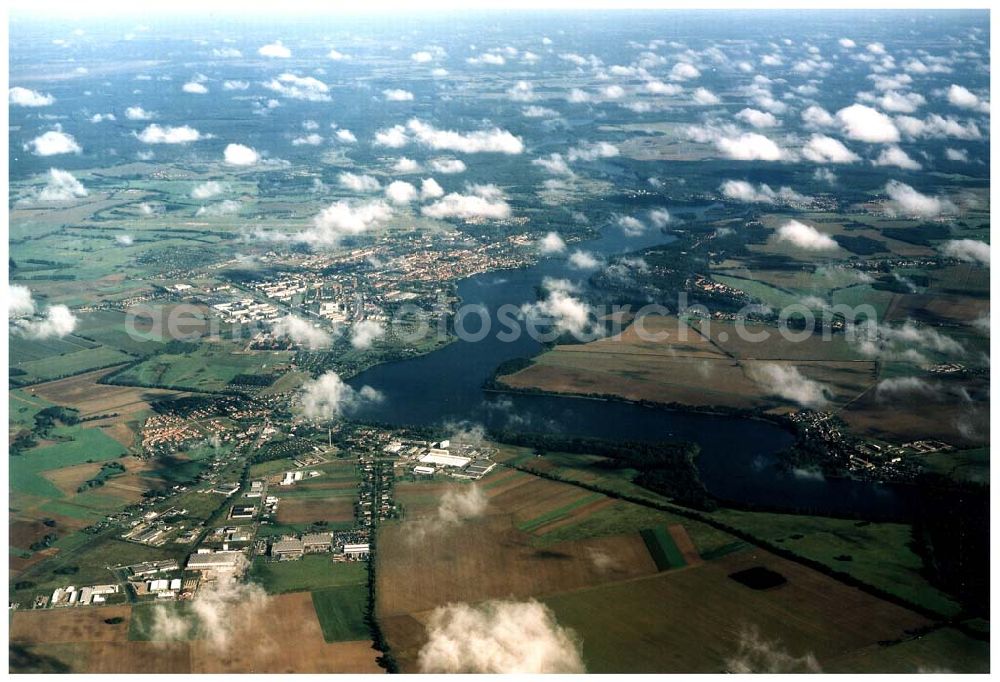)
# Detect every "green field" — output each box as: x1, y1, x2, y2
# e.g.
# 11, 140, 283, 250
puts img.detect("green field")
12, 346, 133, 384
114, 345, 294, 392
640, 527, 686, 571
11, 426, 127, 499
129, 602, 199, 641
311, 584, 370, 642
249, 555, 367, 594
9, 388, 56, 430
